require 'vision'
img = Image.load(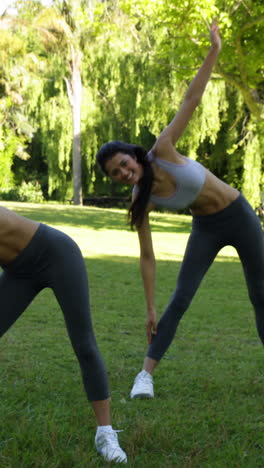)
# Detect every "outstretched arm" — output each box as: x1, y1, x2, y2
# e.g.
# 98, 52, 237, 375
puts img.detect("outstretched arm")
137, 214, 158, 344
153, 19, 221, 155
